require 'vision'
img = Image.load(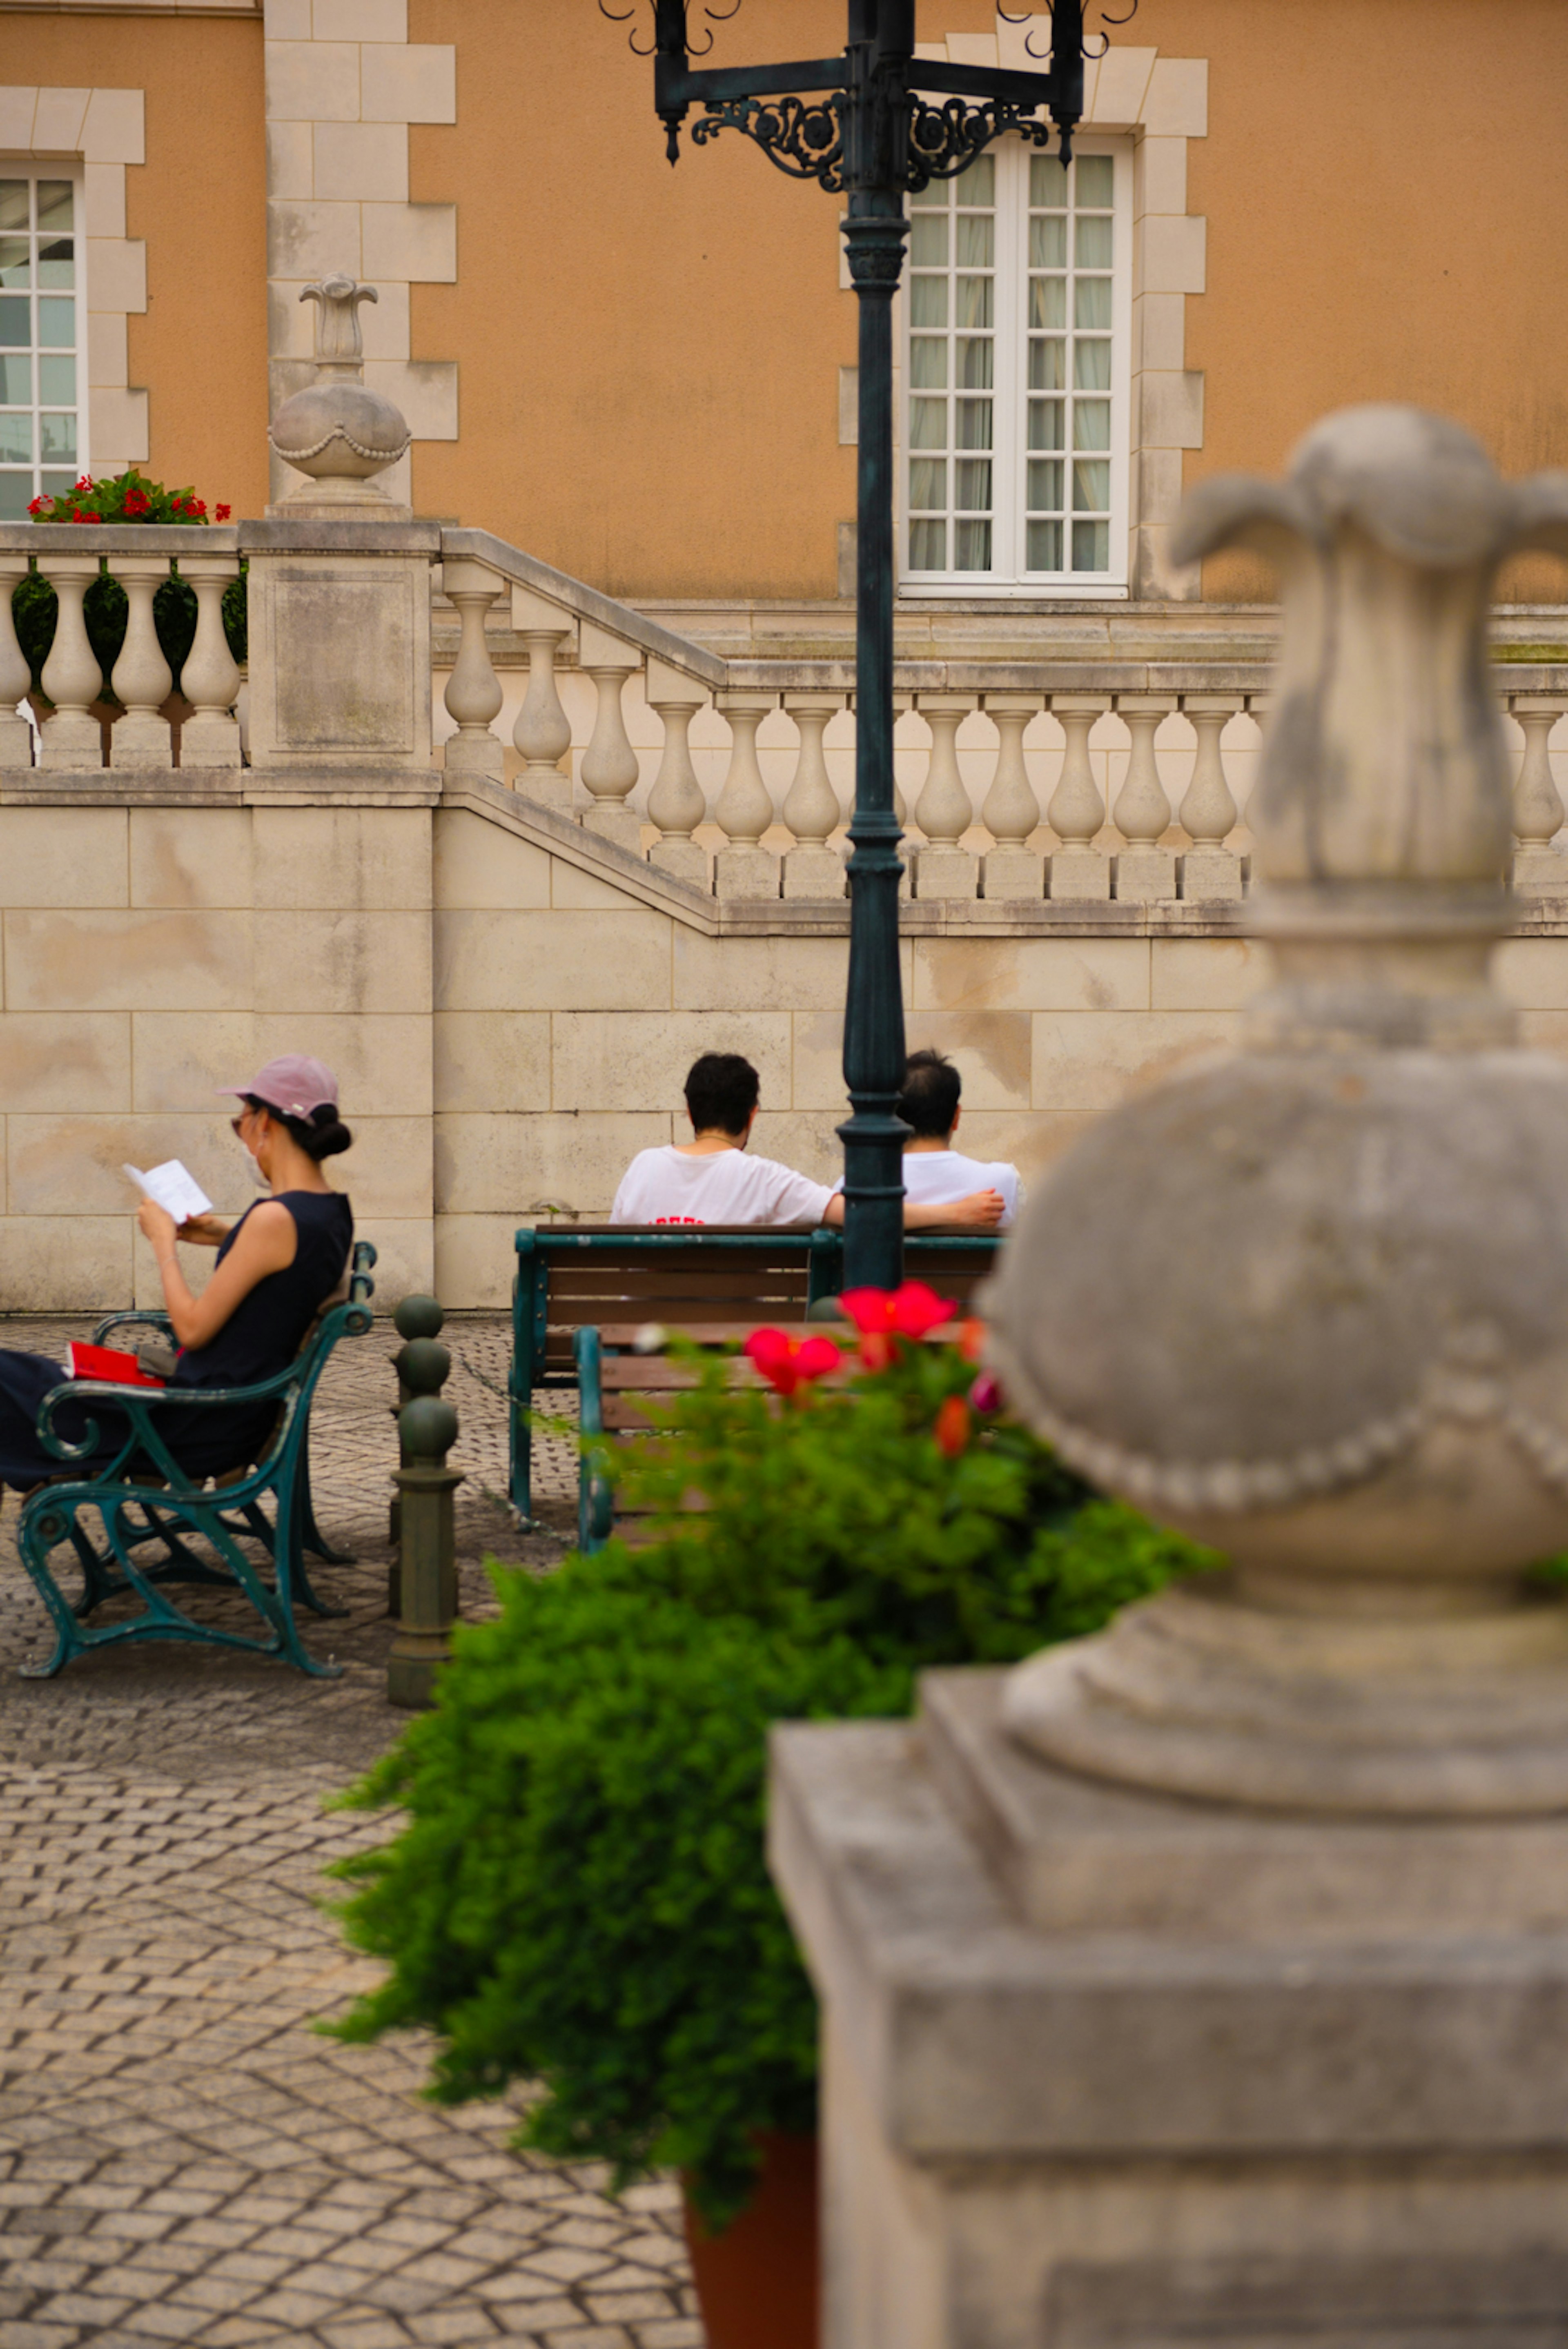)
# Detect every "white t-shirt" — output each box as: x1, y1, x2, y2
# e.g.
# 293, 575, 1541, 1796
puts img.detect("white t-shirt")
612, 1145, 839, 1228
901, 1148, 1020, 1228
